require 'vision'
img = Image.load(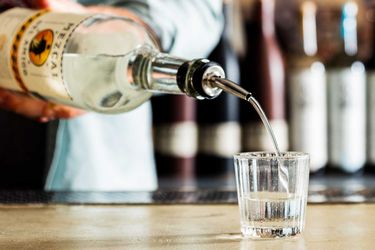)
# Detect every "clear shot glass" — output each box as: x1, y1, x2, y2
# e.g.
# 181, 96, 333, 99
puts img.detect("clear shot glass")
234, 152, 310, 239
